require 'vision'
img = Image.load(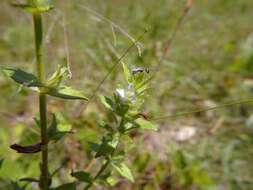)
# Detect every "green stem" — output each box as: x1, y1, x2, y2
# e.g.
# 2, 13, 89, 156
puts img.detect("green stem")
84, 160, 110, 190
33, 14, 49, 190
152, 98, 253, 121
84, 121, 124, 190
